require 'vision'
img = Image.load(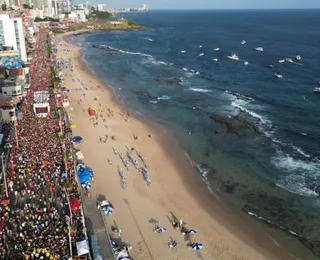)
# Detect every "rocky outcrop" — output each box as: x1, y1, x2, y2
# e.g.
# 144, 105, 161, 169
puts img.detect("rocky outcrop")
211, 114, 261, 136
